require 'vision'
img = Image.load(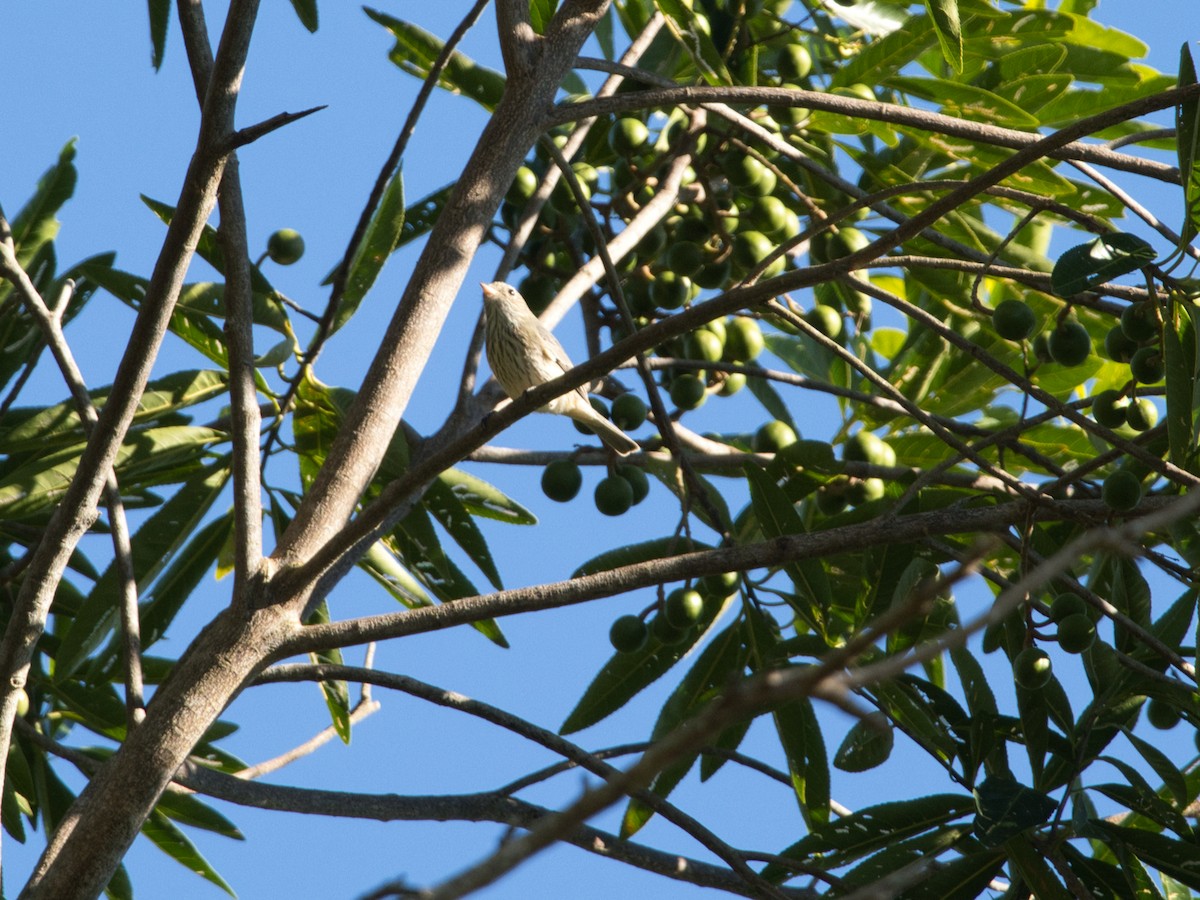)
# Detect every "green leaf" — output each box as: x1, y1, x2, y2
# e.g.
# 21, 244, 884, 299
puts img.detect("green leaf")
744, 465, 831, 636
9, 140, 76, 270
1003, 833, 1074, 900
972, 775, 1056, 847
154, 791, 244, 839
287, 0, 318, 32
397, 183, 454, 250
104, 864, 133, 900
1177, 44, 1200, 244
772, 691, 830, 826
572, 536, 711, 579
654, 0, 732, 86
1050, 233, 1156, 298
762, 794, 974, 879
141, 810, 236, 896
139, 510, 235, 650
147, 0, 170, 68
336, 165, 405, 332
529, 0, 555, 34
438, 467, 536, 525
366, 9, 506, 110
306, 601, 351, 743
55, 465, 230, 677
0, 369, 228, 453
0, 425, 224, 520
1124, 729, 1189, 806
833, 714, 894, 772
561, 597, 726, 735
422, 478, 503, 590
1164, 299, 1196, 472
621, 620, 745, 837
925, 0, 962, 72
359, 539, 434, 609
1091, 821, 1200, 891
